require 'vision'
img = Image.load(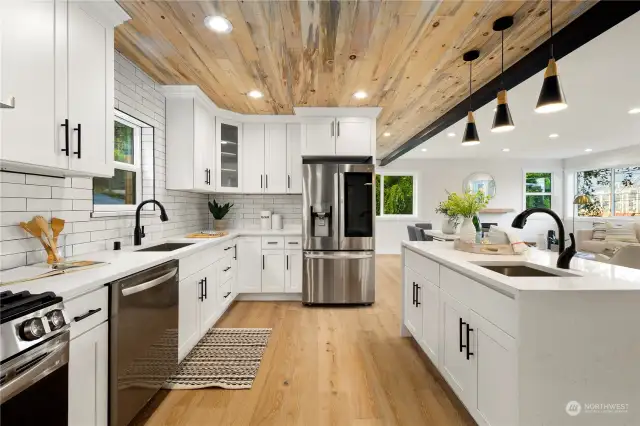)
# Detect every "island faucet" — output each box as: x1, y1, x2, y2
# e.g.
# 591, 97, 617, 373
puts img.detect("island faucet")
511, 207, 576, 269
134, 199, 169, 246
